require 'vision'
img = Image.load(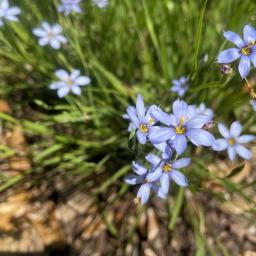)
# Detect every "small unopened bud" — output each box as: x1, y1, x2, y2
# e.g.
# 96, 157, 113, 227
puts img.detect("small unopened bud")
220, 64, 232, 75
